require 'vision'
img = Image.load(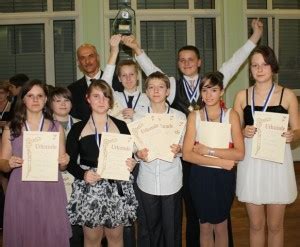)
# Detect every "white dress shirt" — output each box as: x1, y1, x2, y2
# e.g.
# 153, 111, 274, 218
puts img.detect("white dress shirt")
85, 70, 102, 86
